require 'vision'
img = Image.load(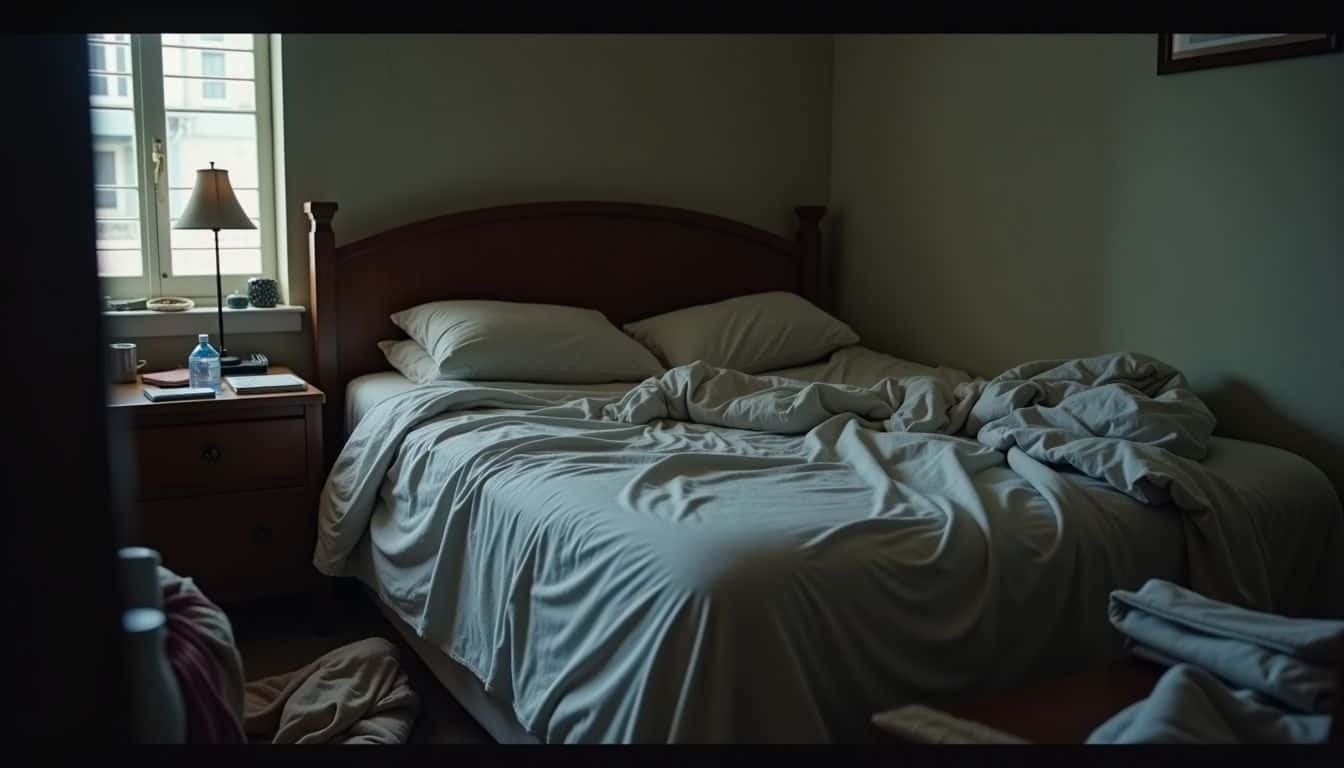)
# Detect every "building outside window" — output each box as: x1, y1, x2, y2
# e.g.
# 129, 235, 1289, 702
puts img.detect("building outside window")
201, 51, 226, 99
